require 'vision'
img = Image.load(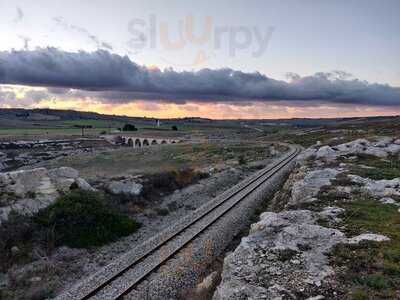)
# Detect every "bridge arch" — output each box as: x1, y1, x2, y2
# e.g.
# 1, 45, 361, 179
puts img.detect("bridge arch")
127, 138, 133, 147
135, 139, 141, 147
143, 139, 150, 146
151, 140, 158, 145
161, 140, 167, 144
